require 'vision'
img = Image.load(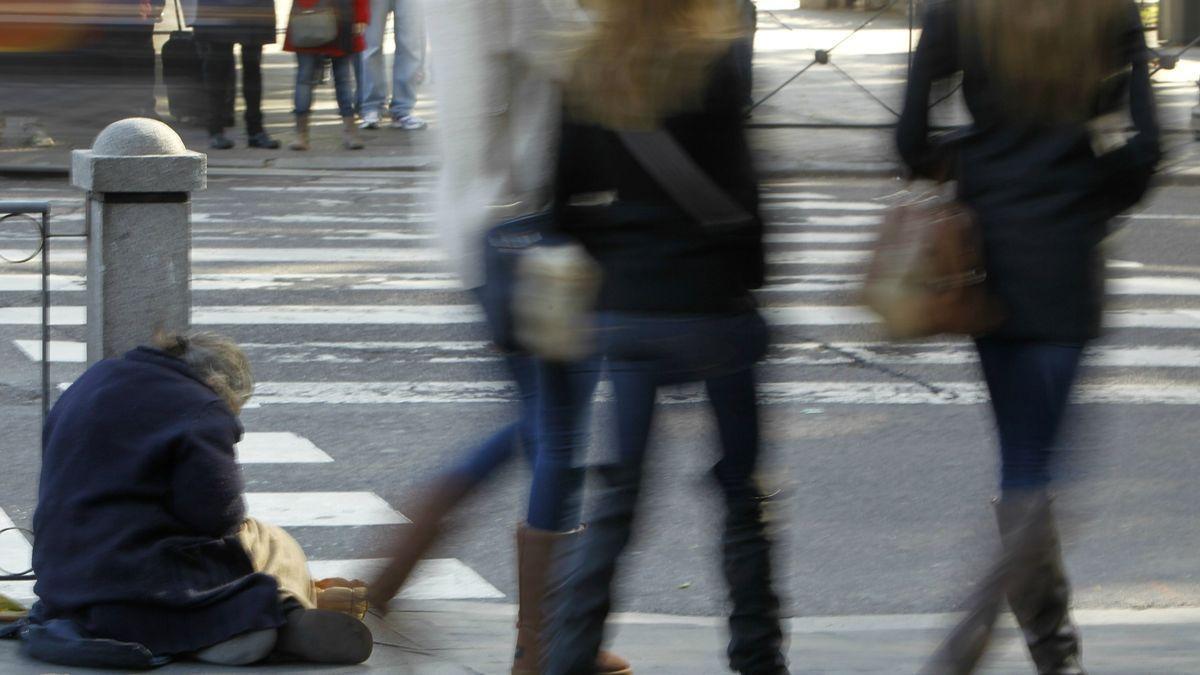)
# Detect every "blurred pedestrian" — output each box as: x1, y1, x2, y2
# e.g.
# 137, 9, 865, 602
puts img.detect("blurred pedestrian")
897, 1, 1161, 673
364, 2, 631, 673
354, 0, 426, 130
284, 0, 369, 151
541, 1, 787, 673
194, 0, 281, 149
15, 333, 373, 668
